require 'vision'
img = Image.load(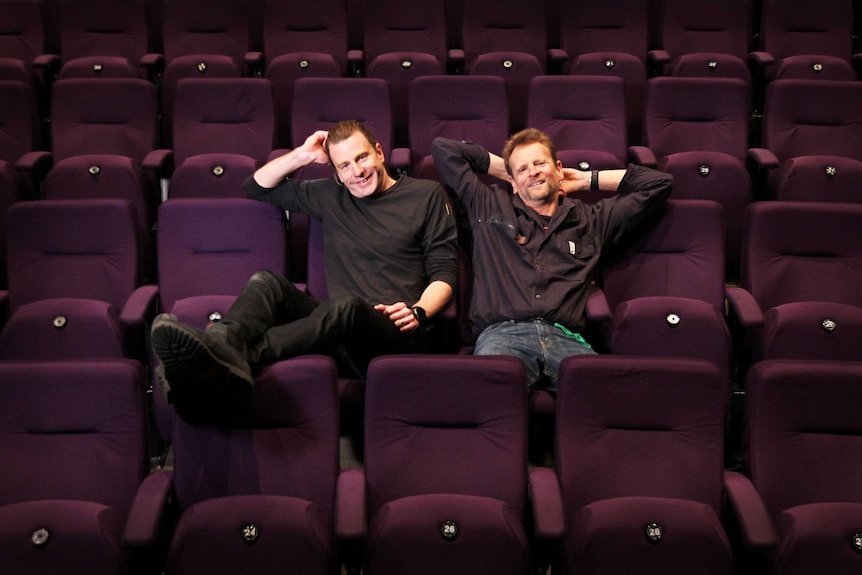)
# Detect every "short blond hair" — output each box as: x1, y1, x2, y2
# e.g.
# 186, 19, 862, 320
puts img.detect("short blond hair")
502, 128, 558, 176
